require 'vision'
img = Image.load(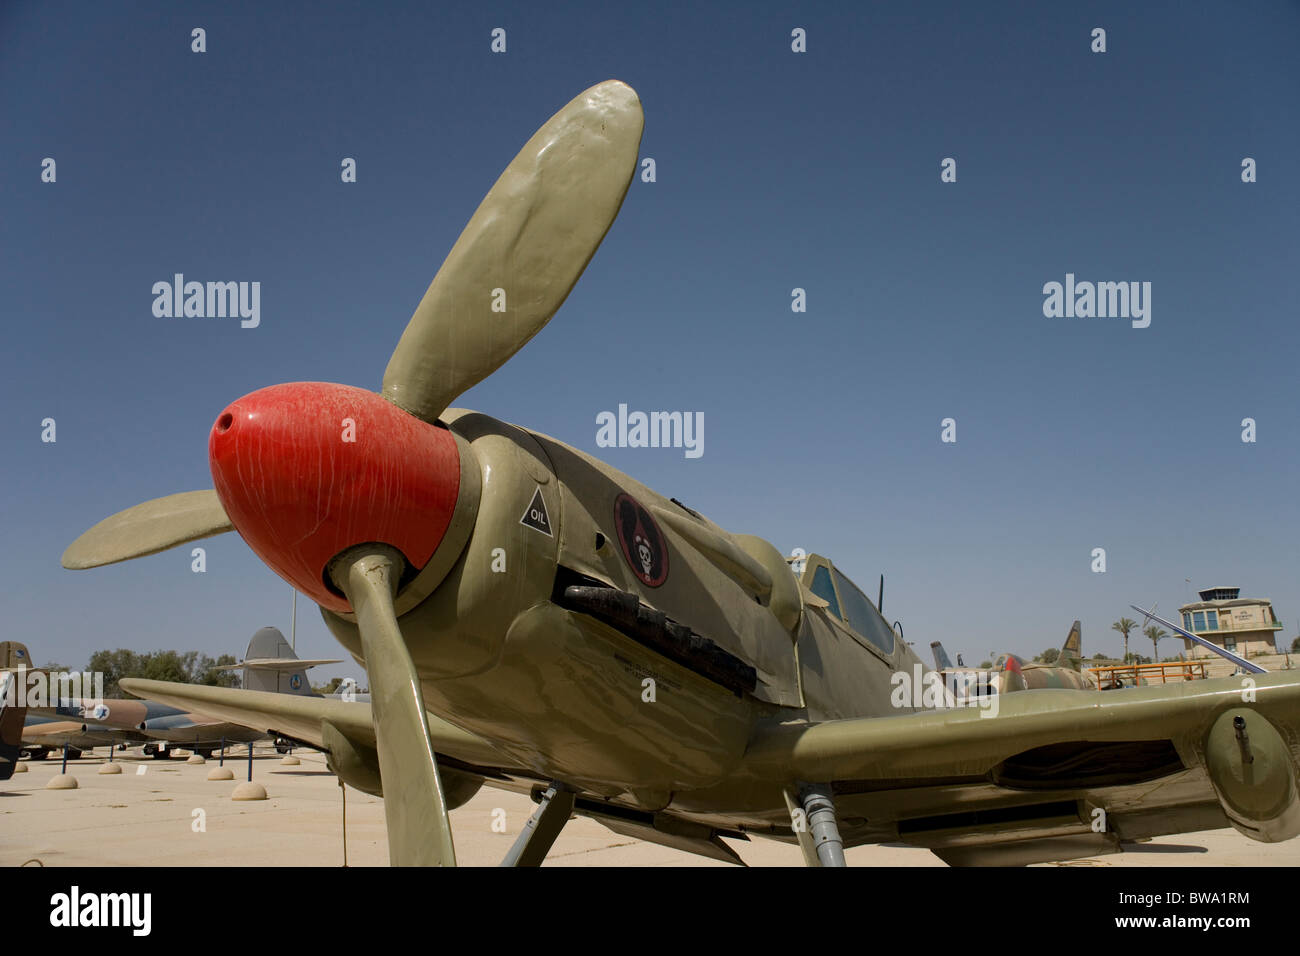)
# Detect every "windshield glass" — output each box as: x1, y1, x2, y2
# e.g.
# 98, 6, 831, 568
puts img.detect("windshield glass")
832, 567, 895, 655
